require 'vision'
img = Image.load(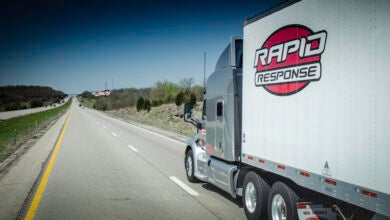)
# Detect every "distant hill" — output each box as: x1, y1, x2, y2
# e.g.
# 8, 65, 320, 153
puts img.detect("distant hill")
0, 85, 66, 111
